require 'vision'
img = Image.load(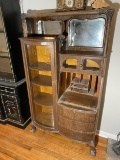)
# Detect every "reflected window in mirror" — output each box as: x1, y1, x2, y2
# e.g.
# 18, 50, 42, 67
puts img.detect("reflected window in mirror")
68, 18, 105, 47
